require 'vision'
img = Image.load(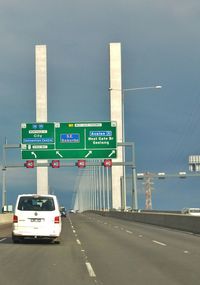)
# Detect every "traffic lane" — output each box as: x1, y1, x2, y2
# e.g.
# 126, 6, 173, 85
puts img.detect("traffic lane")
0, 218, 96, 285
73, 213, 200, 284
70, 213, 200, 285
86, 213, 200, 256
86, 212, 200, 257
